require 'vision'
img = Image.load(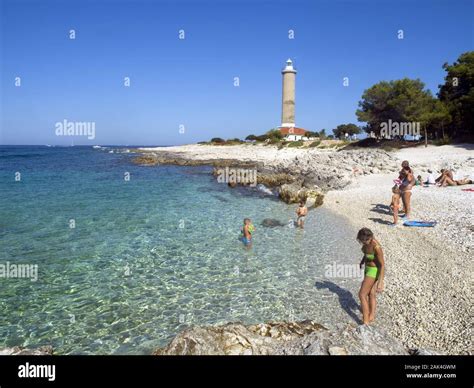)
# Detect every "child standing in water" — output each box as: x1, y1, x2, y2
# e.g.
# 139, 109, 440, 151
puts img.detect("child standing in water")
240, 218, 255, 248
357, 228, 385, 325
296, 200, 308, 228
390, 185, 401, 225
